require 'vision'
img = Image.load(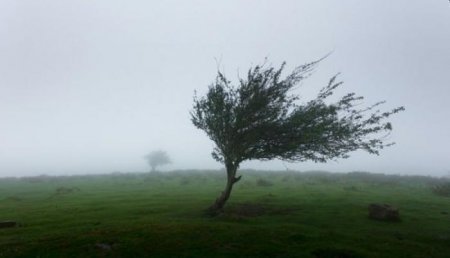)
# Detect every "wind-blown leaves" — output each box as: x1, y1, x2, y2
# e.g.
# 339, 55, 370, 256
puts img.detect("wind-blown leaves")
191, 60, 404, 167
